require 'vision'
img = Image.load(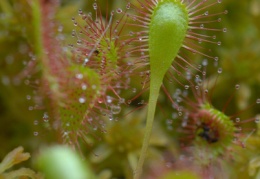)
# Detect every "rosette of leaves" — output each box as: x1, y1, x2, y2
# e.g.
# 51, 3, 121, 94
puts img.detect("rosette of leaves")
27, 0, 138, 150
